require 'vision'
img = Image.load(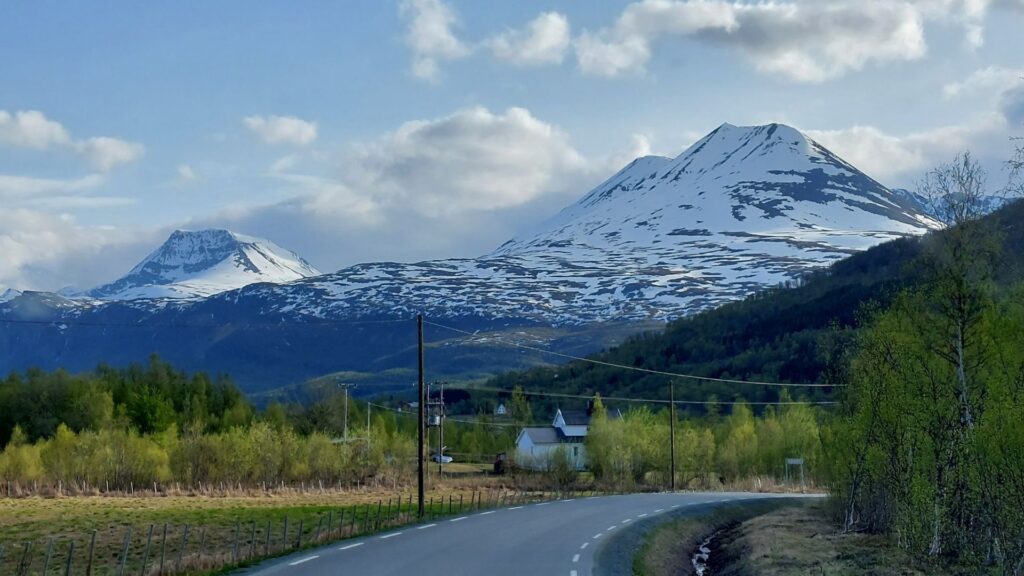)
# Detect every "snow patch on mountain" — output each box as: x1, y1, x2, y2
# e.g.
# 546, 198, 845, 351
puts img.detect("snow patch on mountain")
88, 229, 320, 300
189, 123, 942, 325
0, 288, 21, 303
